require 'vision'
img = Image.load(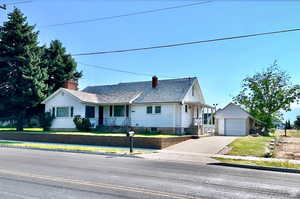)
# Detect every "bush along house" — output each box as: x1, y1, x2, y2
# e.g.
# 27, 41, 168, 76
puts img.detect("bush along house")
42, 76, 216, 135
